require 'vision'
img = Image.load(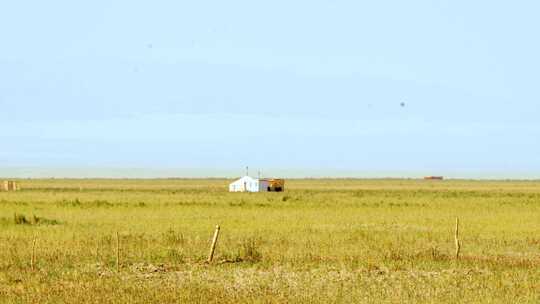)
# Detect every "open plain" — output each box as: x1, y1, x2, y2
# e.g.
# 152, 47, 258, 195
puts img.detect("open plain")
1, 178, 540, 303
